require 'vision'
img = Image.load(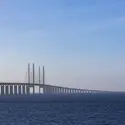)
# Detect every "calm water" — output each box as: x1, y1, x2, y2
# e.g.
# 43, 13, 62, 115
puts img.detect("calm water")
0, 101, 125, 125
